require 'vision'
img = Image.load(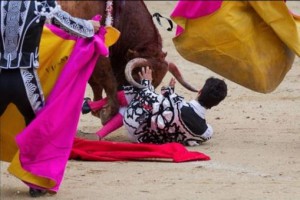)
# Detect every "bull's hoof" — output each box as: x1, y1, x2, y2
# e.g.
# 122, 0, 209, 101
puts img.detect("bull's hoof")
82, 97, 92, 114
